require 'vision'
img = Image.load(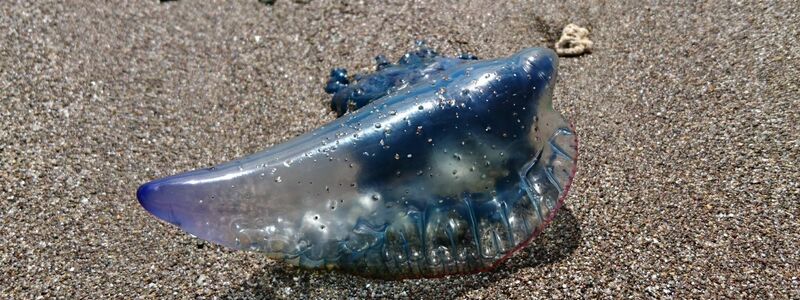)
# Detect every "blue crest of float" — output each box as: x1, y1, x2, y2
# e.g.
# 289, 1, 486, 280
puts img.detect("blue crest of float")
137, 43, 578, 278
